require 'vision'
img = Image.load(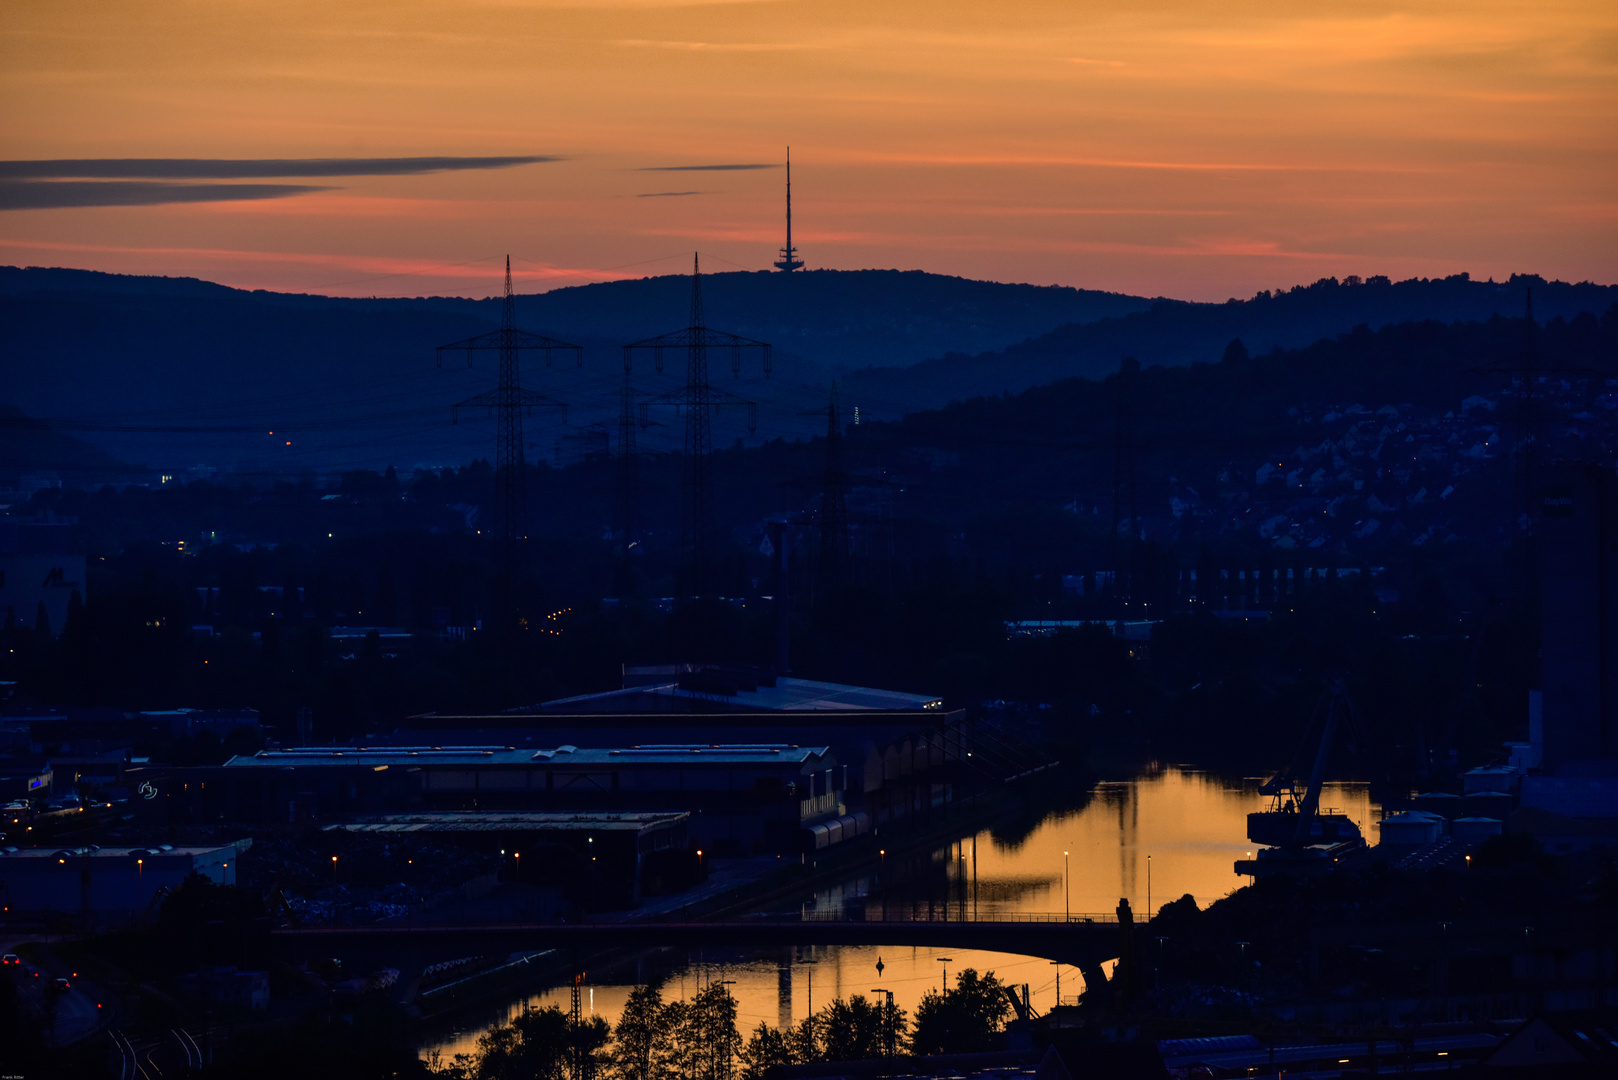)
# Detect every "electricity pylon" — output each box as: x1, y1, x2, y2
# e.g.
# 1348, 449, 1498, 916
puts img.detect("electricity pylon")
802, 383, 850, 584
623, 253, 771, 595
438, 256, 582, 633
612, 365, 644, 548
